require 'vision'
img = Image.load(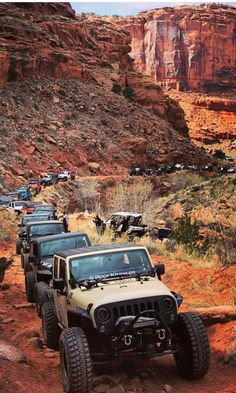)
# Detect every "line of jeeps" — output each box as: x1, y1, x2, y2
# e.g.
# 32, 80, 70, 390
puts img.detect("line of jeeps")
14, 202, 210, 393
